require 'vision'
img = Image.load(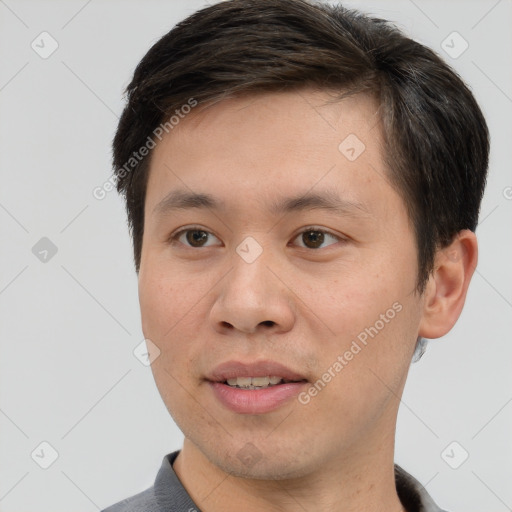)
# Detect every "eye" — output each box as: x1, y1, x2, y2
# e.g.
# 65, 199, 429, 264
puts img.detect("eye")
292, 227, 343, 249
170, 227, 221, 248
169, 226, 344, 250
